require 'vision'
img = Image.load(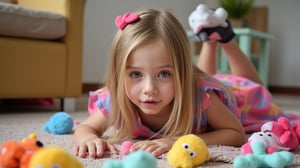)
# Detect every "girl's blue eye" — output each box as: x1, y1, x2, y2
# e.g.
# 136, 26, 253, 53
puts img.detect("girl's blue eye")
130, 71, 142, 79
158, 71, 171, 78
